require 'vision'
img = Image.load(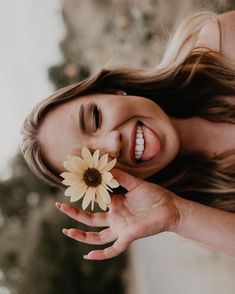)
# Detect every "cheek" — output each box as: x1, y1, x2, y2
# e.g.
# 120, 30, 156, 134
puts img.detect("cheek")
110, 97, 138, 115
